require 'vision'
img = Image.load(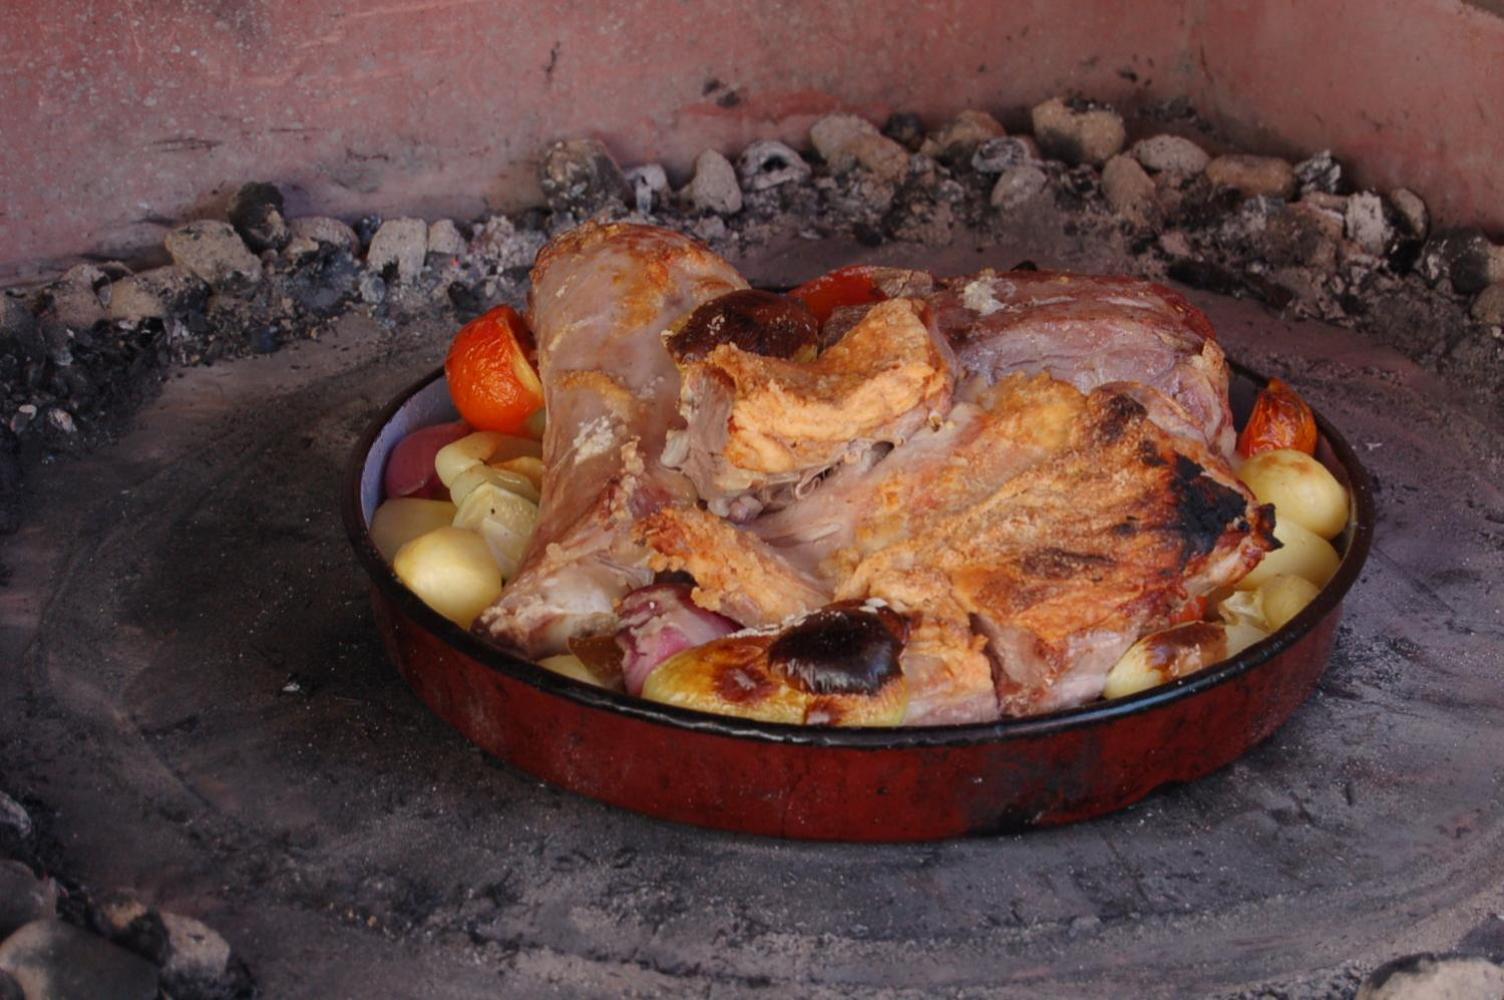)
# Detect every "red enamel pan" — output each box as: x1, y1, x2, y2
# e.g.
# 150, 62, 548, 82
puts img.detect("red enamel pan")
343, 362, 1373, 842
